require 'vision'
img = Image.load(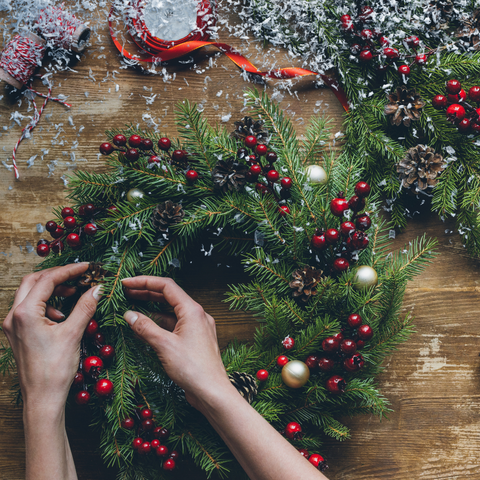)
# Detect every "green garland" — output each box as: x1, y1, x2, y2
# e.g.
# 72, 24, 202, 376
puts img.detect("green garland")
0, 89, 437, 478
